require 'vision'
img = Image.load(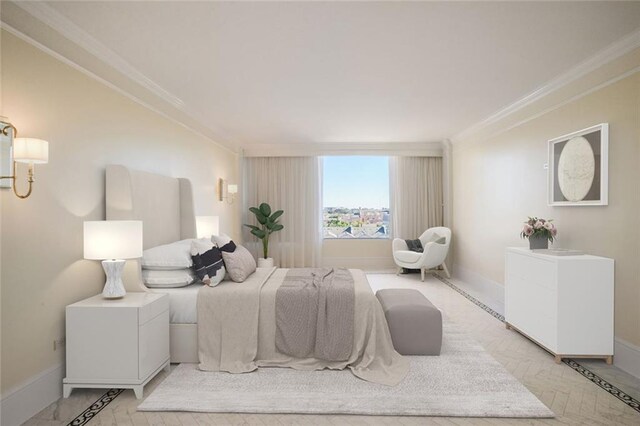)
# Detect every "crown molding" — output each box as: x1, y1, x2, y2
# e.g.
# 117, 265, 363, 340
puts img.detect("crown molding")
6, 1, 238, 153
13, 1, 186, 110
452, 28, 640, 144
242, 141, 444, 157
